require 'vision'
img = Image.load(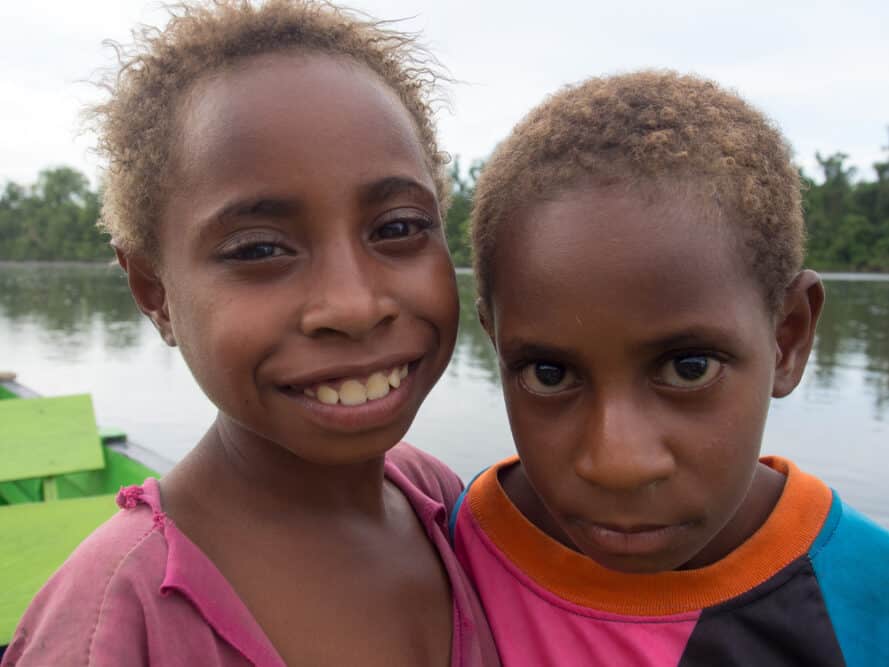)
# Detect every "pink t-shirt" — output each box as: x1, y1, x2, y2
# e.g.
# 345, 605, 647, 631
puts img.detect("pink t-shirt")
452, 456, 838, 666
3, 444, 499, 667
